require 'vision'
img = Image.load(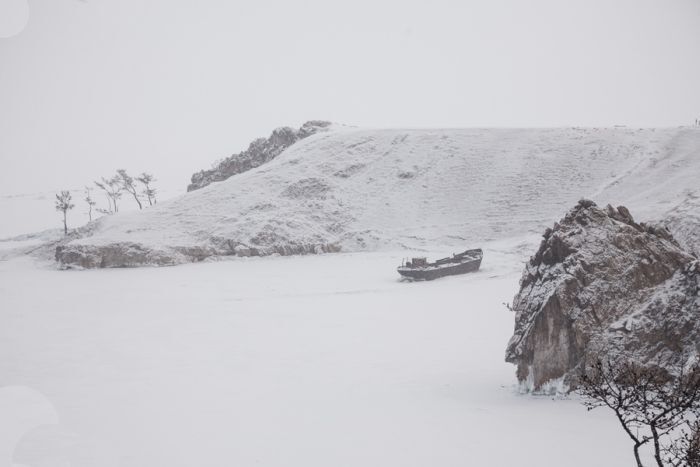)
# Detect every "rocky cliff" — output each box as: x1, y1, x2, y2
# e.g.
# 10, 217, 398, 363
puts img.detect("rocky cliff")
187, 120, 332, 191
505, 200, 700, 390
